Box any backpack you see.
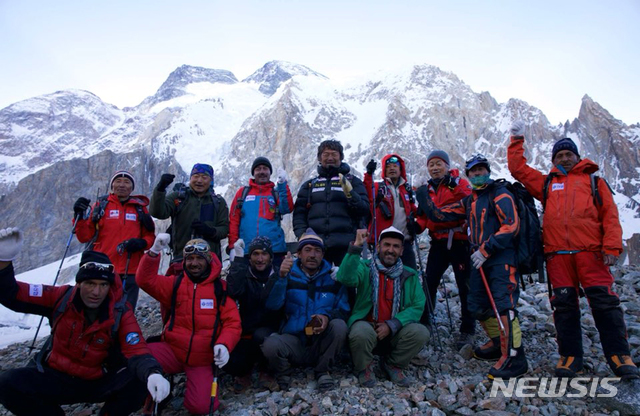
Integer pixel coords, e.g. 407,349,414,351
35,286,127,372
85,195,155,250
467,179,545,282
235,185,282,224
542,173,613,212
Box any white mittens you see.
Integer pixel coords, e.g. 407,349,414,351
149,233,170,255
277,168,288,184
510,120,525,137
471,250,487,269
213,344,229,367
0,227,23,261
147,373,170,402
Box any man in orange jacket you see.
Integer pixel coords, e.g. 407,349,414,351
507,120,638,379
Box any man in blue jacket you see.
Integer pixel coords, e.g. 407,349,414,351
262,229,350,391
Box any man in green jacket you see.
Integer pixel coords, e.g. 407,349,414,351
149,163,229,261
336,226,429,387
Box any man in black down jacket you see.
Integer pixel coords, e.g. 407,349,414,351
293,140,370,266
223,236,283,392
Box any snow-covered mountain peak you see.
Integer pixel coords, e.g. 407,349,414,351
141,65,238,109
242,60,327,96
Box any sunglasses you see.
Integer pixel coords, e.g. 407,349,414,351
80,262,115,273
184,242,210,254
385,156,400,165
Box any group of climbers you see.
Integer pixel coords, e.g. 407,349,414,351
0,126,637,414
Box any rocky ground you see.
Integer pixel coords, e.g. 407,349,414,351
2,265,640,416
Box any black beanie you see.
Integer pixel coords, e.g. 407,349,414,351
248,236,274,258
251,157,273,175
552,138,580,161
76,251,115,284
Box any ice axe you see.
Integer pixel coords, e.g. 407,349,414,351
209,364,219,415
478,266,506,338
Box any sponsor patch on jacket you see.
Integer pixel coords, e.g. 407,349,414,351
29,284,43,297
125,332,140,345
109,210,120,218
245,195,256,201
201,299,214,309
267,196,276,206
552,183,565,191
125,213,137,221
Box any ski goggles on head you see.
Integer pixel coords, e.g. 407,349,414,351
184,242,210,255
385,156,401,165
80,262,115,273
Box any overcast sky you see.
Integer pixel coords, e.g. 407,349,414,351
1,0,638,125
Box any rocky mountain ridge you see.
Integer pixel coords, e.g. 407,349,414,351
1,60,639,272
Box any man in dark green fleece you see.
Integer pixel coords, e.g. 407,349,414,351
336,226,429,388
149,163,229,261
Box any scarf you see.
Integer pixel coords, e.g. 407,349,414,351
370,255,404,321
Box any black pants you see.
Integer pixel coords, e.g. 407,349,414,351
420,239,475,334
222,327,275,376
0,362,148,416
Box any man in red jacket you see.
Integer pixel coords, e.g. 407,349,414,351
73,170,156,308
136,234,242,414
507,120,638,379
0,228,170,416
364,154,419,270
416,150,475,349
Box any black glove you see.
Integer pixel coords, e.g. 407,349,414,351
366,159,377,175
406,217,419,237
73,197,91,217
442,175,458,190
122,238,147,253
156,174,175,192
191,220,216,239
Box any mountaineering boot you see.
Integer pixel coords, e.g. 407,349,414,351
455,332,474,351
607,355,640,380
488,346,528,379
555,355,584,378
487,311,528,379
473,337,501,361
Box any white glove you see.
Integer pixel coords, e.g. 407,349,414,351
471,250,487,269
230,239,245,262
510,120,525,137
330,265,339,281
414,175,429,189
147,373,170,403
0,227,23,261
149,233,170,255
214,344,229,367
277,168,288,184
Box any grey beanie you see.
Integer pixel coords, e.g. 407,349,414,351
427,150,450,166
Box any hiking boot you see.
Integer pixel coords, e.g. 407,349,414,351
455,332,474,351
357,362,377,388
276,373,291,391
257,371,279,392
316,372,335,391
232,374,253,393
382,361,411,387
487,346,528,380
607,355,640,380
473,337,501,361
555,356,584,378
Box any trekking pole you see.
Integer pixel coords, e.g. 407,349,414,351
442,271,453,332
413,235,443,351
209,365,218,416
478,266,506,337
29,213,80,352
